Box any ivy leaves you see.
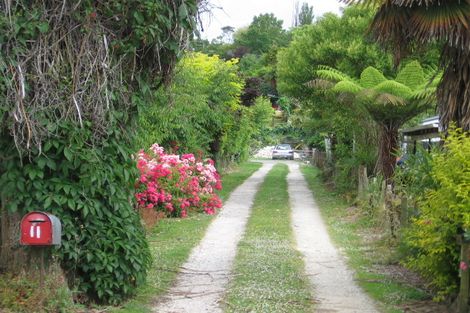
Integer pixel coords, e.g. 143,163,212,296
0,122,150,304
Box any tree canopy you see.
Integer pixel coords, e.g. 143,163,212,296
296,2,315,26
277,6,393,100
234,13,289,54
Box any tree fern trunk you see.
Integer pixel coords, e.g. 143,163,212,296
378,123,399,182
0,202,25,272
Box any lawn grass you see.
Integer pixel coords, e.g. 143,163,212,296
223,163,314,313
110,161,262,313
300,165,428,313
216,161,263,202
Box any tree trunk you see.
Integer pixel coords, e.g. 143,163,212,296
378,124,399,183
0,198,26,272
438,45,470,132
358,165,368,196
209,133,221,166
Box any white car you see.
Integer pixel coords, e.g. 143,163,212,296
272,144,294,160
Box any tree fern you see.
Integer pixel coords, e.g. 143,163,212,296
307,60,437,181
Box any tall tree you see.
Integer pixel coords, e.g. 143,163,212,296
343,0,470,131
297,2,315,26
234,13,289,54
217,25,235,43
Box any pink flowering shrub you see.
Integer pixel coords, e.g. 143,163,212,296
135,144,222,218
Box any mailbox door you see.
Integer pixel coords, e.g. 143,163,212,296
20,212,53,245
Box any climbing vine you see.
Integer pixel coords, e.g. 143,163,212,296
0,0,205,305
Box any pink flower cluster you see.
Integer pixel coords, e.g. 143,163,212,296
135,144,222,218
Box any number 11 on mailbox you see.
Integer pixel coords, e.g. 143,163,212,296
20,212,61,246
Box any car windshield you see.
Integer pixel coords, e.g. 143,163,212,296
275,144,291,150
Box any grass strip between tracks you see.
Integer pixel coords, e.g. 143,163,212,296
224,163,314,313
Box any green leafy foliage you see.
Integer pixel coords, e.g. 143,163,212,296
0,0,202,307
277,6,391,189
0,122,151,305
138,53,273,166
277,6,393,99
296,3,314,26
137,52,242,158
403,127,470,299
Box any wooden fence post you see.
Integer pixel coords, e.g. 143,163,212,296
357,165,368,196
400,195,408,227
458,235,470,313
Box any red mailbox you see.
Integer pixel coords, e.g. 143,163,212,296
20,212,61,246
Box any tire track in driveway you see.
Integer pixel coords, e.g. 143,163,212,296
287,162,379,313
153,161,274,313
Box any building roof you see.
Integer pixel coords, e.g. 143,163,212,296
400,116,440,141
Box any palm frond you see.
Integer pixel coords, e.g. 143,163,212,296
340,0,384,6
360,66,387,88
369,1,413,64
409,2,470,49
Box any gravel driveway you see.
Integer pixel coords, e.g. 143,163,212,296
153,160,378,312
287,162,378,312
152,162,274,313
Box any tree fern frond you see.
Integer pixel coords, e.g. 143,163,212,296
423,64,439,77
337,92,357,105
396,60,425,90
316,65,354,83
304,79,335,90
375,93,406,106
360,66,387,88
373,80,413,98
332,80,363,94
410,88,436,101
425,71,442,87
